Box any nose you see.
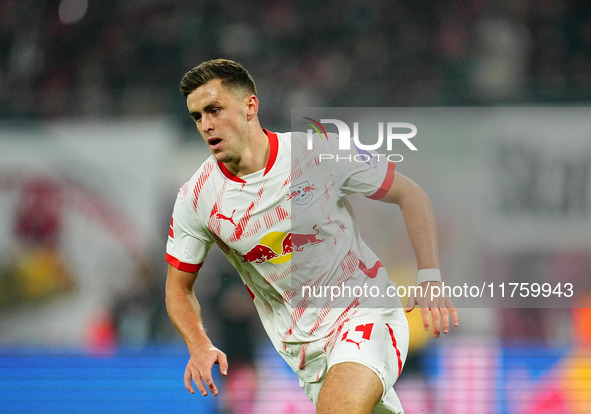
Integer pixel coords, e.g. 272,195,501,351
201,114,214,133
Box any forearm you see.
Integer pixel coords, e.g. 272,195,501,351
166,280,212,354
378,172,440,270
383,173,458,333
396,181,439,270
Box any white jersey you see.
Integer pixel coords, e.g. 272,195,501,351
166,129,401,379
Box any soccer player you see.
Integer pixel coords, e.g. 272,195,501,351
165,59,458,414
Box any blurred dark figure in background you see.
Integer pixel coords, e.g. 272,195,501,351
214,274,260,414
0,178,74,310
110,257,170,348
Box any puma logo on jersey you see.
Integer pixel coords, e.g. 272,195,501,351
341,323,374,350
216,209,237,227
341,330,363,349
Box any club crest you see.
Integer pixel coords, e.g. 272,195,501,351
287,181,316,205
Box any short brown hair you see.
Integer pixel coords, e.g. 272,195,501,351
179,59,257,97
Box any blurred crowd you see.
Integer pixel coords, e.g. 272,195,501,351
1,0,591,127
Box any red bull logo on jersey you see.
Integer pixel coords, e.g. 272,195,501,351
287,181,317,205
241,244,279,264
239,225,325,264
280,225,324,253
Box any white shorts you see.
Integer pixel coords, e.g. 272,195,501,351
292,308,410,414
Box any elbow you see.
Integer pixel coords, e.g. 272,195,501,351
398,181,430,210
165,277,182,316
164,272,196,318
165,284,175,318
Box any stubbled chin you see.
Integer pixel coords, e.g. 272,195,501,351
213,151,231,163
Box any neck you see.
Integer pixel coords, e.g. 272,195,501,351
225,127,269,177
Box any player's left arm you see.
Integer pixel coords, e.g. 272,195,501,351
375,171,459,337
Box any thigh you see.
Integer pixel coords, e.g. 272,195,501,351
316,361,382,414
315,320,409,414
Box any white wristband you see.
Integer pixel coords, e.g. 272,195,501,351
417,268,442,284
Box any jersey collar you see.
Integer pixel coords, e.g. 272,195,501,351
217,129,278,183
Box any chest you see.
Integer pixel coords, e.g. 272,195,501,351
203,172,340,261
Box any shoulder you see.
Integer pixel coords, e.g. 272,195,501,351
187,156,217,182
271,130,338,150
290,129,340,152
274,130,295,152
171,158,218,230
177,156,218,205
184,157,217,189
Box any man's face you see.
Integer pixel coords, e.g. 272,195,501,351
186,79,252,164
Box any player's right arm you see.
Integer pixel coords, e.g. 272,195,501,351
165,264,228,396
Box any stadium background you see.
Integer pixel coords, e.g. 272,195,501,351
1,1,591,413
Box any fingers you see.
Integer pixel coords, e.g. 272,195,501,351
413,296,459,337
202,368,219,396
218,352,229,376
430,307,441,338
185,365,211,396
406,279,460,337
429,302,459,337
184,352,225,397
448,299,460,327
420,306,430,331
439,306,449,335
184,366,198,395
412,283,460,337
405,295,416,313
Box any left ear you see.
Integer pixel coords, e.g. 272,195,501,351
245,95,259,121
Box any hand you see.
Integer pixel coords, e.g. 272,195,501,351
184,344,228,396
405,281,459,338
